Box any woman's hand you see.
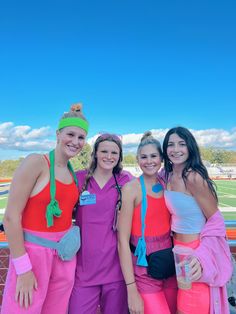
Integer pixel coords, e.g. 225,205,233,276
15,270,38,308
127,284,144,314
189,257,202,281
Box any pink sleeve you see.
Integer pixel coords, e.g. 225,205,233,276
193,236,232,286
118,170,134,187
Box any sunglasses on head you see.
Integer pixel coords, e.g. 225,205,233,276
98,133,122,143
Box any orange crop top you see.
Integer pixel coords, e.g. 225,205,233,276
131,195,171,237
22,156,79,232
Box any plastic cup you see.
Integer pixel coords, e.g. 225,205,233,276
172,245,193,290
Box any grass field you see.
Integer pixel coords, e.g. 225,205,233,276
214,180,236,208
0,197,7,209
0,180,235,220
0,182,10,209
223,212,236,220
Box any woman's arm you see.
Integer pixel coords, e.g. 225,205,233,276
4,154,43,256
3,154,43,308
186,171,220,282
117,181,144,314
186,171,218,219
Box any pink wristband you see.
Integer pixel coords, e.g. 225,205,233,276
12,253,32,275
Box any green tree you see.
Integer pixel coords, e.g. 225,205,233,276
1,146,236,178
228,151,236,163
200,147,236,164
200,146,214,162
70,143,92,171
123,154,136,165
222,150,236,163
0,158,23,178
211,149,227,164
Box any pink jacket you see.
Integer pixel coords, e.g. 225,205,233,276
193,210,233,314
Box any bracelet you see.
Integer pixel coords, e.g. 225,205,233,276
12,252,32,275
126,281,135,286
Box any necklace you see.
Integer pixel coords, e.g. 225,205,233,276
152,182,163,193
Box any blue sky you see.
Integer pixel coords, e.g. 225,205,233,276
0,0,236,160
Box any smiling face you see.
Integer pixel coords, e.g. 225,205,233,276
166,133,189,166
56,126,87,158
137,144,162,176
95,140,121,172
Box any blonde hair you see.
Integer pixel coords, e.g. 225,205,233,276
58,103,89,132
137,131,163,158
61,103,87,120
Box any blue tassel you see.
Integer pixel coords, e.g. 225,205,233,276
134,237,148,267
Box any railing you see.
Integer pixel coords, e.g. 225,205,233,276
225,220,236,248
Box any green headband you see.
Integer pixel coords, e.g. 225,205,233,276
58,117,89,133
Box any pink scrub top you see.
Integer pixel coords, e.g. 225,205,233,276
75,169,132,286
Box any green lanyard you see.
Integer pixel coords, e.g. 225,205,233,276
46,150,78,227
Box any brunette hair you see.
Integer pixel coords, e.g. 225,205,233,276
162,126,217,200
82,133,123,191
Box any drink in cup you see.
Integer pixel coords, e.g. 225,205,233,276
172,245,193,290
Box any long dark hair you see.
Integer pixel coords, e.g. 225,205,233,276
162,126,217,200
82,133,123,191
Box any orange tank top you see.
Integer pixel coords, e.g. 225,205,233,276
131,195,171,237
22,156,79,232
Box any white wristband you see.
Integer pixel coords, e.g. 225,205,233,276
12,252,32,275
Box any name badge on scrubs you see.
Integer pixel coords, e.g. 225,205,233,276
79,191,96,205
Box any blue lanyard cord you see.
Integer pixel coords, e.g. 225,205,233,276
134,175,148,267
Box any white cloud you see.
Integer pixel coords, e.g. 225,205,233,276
88,128,236,154
190,128,236,149
0,122,54,152
0,122,236,159
124,129,236,153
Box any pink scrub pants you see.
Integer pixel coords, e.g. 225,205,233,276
69,280,128,314
1,232,76,314
174,239,210,314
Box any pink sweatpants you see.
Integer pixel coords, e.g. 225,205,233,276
1,231,76,314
